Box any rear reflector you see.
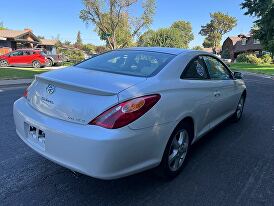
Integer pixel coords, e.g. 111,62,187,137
89,94,161,129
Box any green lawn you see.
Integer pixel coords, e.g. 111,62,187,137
230,63,274,76
0,67,50,80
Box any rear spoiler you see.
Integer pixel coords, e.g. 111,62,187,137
35,75,117,96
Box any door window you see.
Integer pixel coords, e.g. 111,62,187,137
10,51,23,56
181,56,209,80
203,56,232,80
23,51,33,55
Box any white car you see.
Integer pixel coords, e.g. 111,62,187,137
13,47,246,180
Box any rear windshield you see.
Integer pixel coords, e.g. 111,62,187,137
76,50,175,77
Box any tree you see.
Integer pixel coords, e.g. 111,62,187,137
80,0,156,50
37,35,45,39
63,40,72,46
0,21,7,30
199,12,237,53
221,49,230,59
95,45,108,53
171,21,194,48
138,20,194,48
137,29,154,46
241,0,274,54
138,28,184,48
75,31,83,48
202,35,221,48
192,46,203,50
82,43,95,54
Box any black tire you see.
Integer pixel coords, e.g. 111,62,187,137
32,60,41,68
231,94,245,122
47,59,53,67
0,59,8,67
157,122,192,179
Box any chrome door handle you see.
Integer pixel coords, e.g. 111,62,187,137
214,91,221,97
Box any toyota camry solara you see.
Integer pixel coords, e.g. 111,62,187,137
13,47,246,180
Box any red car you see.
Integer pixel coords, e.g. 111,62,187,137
0,49,48,68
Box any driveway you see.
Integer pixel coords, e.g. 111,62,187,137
0,74,274,205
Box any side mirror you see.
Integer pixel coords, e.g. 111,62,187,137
234,71,243,79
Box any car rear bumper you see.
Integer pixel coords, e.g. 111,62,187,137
13,98,174,179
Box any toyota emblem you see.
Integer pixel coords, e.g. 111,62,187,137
46,84,55,94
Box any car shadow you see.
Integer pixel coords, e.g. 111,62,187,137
46,116,241,204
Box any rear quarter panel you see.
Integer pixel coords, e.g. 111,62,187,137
119,52,212,137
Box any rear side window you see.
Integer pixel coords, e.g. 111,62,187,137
181,56,209,80
203,56,232,80
10,51,23,56
40,51,47,56
76,50,175,77
23,51,33,55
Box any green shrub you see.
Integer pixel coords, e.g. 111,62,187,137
59,48,85,63
261,54,273,64
236,53,262,64
247,54,263,64
236,53,249,63
221,49,230,59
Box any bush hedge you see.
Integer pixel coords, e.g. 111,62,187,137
236,53,273,64
261,54,273,64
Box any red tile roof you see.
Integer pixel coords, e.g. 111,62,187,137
0,29,29,38
39,39,58,46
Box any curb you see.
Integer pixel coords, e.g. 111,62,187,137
0,79,33,88
242,72,274,80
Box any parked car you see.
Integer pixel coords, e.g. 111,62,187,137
13,47,246,180
0,49,48,68
35,46,63,67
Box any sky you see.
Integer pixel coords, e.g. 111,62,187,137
0,0,256,48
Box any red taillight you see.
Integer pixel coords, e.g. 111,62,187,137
89,94,161,129
23,88,28,98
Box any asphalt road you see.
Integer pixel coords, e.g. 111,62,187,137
0,74,274,206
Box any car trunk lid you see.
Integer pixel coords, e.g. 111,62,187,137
27,67,146,124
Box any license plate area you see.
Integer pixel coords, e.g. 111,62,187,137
25,123,46,150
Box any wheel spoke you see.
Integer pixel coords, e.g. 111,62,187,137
181,143,188,153
178,131,185,145
172,138,180,149
169,151,177,163
174,158,180,169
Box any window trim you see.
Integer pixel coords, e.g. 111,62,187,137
181,54,234,81
202,55,234,80
241,38,247,45
253,39,260,44
180,56,210,80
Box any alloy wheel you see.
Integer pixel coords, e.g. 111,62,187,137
47,59,53,67
33,61,40,68
168,129,189,172
0,60,8,67
236,97,244,119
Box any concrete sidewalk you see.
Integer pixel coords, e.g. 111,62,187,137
0,79,32,87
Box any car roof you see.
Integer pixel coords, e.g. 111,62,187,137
118,47,195,55
16,49,41,52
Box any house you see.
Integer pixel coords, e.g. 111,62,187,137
222,34,263,61
202,47,221,55
0,28,40,51
36,39,59,55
